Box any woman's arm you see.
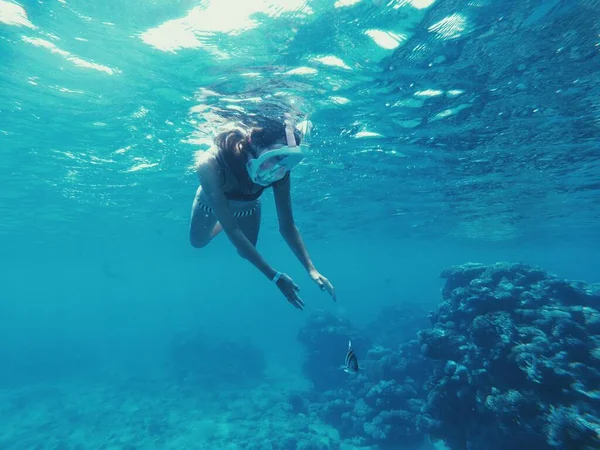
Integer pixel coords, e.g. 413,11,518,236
273,174,336,300
272,174,316,273
196,158,278,281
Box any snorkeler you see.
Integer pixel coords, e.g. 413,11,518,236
189,118,336,311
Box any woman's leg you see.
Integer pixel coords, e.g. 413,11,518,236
189,195,220,249
235,201,262,247
189,186,261,248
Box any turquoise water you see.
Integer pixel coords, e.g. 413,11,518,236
1,0,599,449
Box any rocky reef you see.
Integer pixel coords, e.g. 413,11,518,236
418,262,600,450
298,262,600,450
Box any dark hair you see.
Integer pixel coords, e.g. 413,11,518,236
214,119,302,158
214,128,246,155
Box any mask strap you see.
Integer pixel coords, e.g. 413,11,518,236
284,121,296,148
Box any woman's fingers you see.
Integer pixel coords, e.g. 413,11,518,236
289,292,304,310
323,279,336,301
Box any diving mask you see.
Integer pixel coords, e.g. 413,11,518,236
246,124,307,186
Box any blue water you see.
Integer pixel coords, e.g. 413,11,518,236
1,0,599,449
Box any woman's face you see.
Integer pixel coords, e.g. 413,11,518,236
256,153,286,180
251,140,289,183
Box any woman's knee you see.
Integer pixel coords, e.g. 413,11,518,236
189,205,217,249
190,232,210,249
190,236,209,248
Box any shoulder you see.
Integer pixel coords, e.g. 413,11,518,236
196,149,217,168
195,148,223,181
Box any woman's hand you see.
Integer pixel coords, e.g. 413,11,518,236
309,269,336,302
275,273,305,310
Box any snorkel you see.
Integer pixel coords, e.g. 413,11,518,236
284,121,297,149
246,121,307,187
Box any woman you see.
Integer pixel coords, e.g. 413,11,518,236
189,118,336,310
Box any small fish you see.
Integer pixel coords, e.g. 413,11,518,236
342,340,360,374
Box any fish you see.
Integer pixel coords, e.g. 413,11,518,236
342,340,360,374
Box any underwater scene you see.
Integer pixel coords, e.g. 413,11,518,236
1,0,599,449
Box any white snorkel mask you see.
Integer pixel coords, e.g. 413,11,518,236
246,123,307,187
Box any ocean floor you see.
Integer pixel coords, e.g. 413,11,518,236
0,368,436,450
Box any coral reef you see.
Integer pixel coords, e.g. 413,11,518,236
4,262,598,450
0,376,379,450
298,262,600,450
298,309,433,449
297,310,372,392
418,262,600,450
